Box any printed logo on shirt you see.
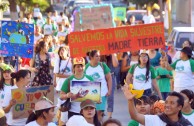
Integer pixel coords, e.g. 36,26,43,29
135,74,146,82
61,67,71,73
91,72,101,80
176,66,184,71
1,94,4,99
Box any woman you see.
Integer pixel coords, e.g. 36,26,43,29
128,95,151,126
54,46,72,125
0,63,15,124
31,41,53,86
85,50,112,122
8,69,31,125
120,51,139,85
80,99,101,126
180,89,194,125
173,40,193,61
25,97,56,126
126,52,162,99
166,47,194,92
60,57,94,119
126,15,135,25
54,46,72,91
167,42,177,63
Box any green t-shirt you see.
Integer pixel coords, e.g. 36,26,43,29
155,67,172,92
128,120,139,126
61,74,94,93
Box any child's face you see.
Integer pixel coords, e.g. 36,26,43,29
136,100,151,115
160,59,166,66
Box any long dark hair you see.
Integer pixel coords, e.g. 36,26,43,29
11,70,31,82
34,41,46,54
180,89,194,109
57,46,69,73
89,50,99,60
138,53,150,83
0,70,14,90
80,109,101,126
26,108,50,124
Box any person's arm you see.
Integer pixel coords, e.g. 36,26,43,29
122,84,145,125
111,54,118,68
152,79,163,99
29,58,38,72
126,72,133,85
105,72,112,96
55,73,70,78
3,99,16,113
121,55,130,72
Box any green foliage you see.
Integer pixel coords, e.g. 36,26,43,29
0,1,9,12
16,0,49,12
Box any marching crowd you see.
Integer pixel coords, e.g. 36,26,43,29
0,3,194,126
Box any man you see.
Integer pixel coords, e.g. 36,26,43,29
142,9,156,24
122,85,192,126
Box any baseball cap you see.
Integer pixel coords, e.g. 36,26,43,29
73,57,85,66
35,97,56,111
181,47,192,57
80,99,96,109
66,115,94,126
0,63,14,72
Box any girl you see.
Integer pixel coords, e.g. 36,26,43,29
80,99,101,126
60,57,94,119
166,47,194,92
31,41,53,86
85,50,112,122
0,63,15,124
126,52,162,99
8,69,31,126
180,89,194,125
25,97,56,126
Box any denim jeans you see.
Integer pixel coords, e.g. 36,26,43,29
107,74,116,112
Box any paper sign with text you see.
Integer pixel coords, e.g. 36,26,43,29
113,7,126,21
70,81,101,103
11,85,54,119
68,22,165,57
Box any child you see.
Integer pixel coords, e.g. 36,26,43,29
155,57,173,100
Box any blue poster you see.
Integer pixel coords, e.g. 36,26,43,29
1,21,34,58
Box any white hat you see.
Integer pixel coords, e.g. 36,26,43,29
66,115,94,126
35,99,56,111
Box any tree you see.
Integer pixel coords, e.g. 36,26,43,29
8,0,18,20
0,0,9,19
128,0,158,7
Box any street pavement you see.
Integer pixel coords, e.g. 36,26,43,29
54,88,130,125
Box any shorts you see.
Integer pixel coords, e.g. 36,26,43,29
96,96,107,111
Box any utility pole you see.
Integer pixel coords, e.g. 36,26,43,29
159,0,164,22
168,0,172,35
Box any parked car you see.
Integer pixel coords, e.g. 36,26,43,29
126,10,146,24
167,27,194,51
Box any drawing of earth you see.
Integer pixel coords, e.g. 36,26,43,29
9,33,26,44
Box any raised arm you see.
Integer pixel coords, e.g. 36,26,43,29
122,84,145,125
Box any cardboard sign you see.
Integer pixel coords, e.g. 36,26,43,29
0,21,34,58
11,85,54,119
73,4,115,31
113,7,126,21
70,81,101,103
69,22,165,57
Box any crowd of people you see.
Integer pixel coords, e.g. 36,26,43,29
0,3,194,126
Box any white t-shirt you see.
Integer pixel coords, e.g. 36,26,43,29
57,16,68,23
0,84,17,123
85,62,110,96
171,59,194,88
142,15,156,24
129,65,156,90
51,15,59,23
43,24,55,35
36,18,45,28
144,115,167,126
173,51,181,63
25,121,56,126
33,8,41,17
54,58,73,91
34,34,44,44
56,31,68,38
182,110,194,125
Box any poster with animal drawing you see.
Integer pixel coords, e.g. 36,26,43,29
11,85,54,119
0,21,34,58
70,81,101,103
